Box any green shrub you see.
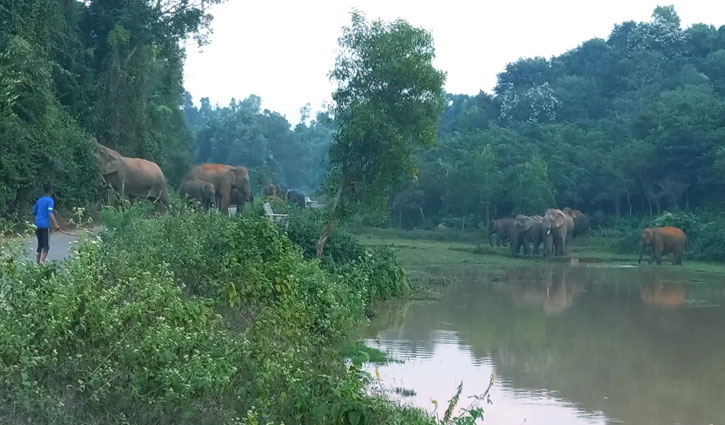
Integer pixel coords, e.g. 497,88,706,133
285,208,366,266
2,205,429,424
0,235,241,424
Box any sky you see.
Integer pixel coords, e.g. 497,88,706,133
183,0,725,125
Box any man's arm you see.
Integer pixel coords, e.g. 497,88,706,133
49,212,61,231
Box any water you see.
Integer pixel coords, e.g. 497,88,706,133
364,264,725,425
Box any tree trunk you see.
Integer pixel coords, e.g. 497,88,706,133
626,190,632,216
461,216,466,232
316,182,345,259
614,197,621,218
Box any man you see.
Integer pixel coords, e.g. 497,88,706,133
32,183,61,264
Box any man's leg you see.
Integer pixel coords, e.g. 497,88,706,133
37,228,49,263
36,229,43,264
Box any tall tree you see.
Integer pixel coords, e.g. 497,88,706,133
316,12,446,258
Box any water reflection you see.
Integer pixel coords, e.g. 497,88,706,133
365,264,725,425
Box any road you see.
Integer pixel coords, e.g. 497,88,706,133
24,229,102,263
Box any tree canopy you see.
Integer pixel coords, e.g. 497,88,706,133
316,12,446,257
390,6,725,229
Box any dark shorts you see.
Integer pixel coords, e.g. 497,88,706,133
36,228,50,253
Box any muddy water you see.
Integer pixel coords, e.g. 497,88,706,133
364,264,725,425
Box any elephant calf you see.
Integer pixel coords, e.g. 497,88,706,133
638,226,686,265
182,178,216,210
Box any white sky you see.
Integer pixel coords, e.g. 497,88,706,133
183,0,725,125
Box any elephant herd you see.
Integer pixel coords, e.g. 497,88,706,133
489,208,588,257
92,138,304,214
488,207,687,265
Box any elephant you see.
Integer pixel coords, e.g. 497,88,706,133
542,209,575,256
286,189,306,207
264,183,278,197
182,178,216,210
638,226,686,265
488,217,515,247
93,138,169,206
187,163,252,214
563,207,589,237
510,215,544,256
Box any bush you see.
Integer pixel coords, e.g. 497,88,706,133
0,206,421,424
284,208,366,266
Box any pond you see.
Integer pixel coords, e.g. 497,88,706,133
364,264,725,425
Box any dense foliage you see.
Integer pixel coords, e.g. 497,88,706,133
0,204,423,424
0,0,219,218
183,95,334,193
390,6,725,229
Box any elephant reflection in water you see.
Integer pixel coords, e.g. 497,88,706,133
503,266,580,316
639,281,685,309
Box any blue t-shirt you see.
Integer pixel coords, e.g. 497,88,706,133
33,196,54,229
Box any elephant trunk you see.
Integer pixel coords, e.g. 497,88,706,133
489,232,494,247
638,242,646,264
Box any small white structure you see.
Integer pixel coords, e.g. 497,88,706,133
263,202,288,226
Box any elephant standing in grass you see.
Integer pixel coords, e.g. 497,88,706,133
488,218,515,247
93,138,169,207
638,226,686,265
563,208,590,237
182,179,216,210
510,215,544,256
543,209,574,256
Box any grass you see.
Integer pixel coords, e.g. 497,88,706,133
340,340,392,365
360,227,725,276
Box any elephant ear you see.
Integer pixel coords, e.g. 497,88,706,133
524,219,534,231
554,212,565,228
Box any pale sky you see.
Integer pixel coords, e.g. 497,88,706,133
184,0,725,125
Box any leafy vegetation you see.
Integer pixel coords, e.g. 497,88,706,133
0,0,220,218
0,204,427,424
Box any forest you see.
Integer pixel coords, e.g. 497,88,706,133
3,3,725,230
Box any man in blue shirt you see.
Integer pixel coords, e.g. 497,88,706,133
32,183,61,264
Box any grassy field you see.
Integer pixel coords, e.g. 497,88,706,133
360,227,725,276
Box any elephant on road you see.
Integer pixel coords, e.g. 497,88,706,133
510,215,544,256
563,207,589,237
182,178,216,210
93,138,169,206
638,226,686,265
187,163,252,214
543,209,574,256
488,218,514,247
